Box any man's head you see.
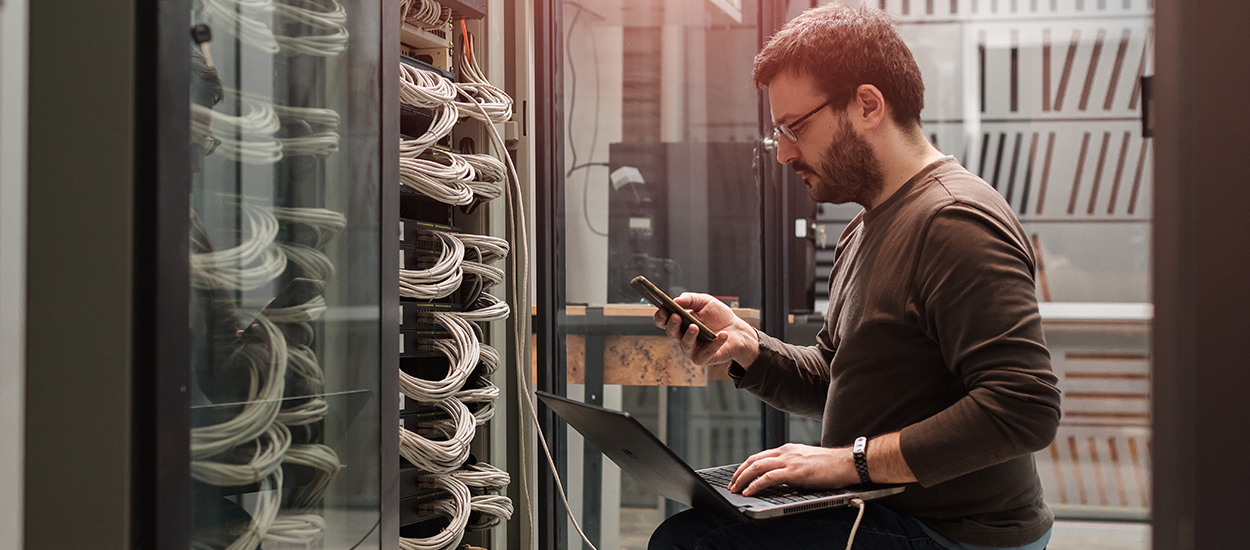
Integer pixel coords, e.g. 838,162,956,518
753,4,927,207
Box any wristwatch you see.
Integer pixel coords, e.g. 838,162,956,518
853,436,873,485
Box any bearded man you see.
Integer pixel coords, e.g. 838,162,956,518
649,4,1061,550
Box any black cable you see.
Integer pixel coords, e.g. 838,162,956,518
579,164,610,236
564,6,583,176
345,518,381,550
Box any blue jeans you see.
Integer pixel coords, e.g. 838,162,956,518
647,503,948,550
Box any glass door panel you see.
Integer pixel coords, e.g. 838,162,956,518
187,0,383,547
555,1,766,548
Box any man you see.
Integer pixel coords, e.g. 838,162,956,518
648,4,1061,550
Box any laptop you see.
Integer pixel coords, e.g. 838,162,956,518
537,391,904,521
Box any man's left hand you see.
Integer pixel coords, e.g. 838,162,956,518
728,443,858,496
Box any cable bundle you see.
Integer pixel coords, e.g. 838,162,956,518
399,396,475,473
399,0,452,31
400,230,465,299
454,463,513,530
191,203,287,291
191,315,289,459
192,100,284,164
263,514,327,546
399,313,480,402
453,31,513,124
201,0,348,57
399,148,476,205
399,473,471,550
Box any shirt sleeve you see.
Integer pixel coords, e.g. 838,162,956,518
732,327,836,420
898,203,1062,487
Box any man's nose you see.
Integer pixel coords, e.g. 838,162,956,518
775,138,799,165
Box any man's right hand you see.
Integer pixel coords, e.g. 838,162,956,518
652,293,760,369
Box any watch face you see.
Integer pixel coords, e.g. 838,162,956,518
853,436,866,454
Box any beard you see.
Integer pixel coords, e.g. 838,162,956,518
791,116,885,208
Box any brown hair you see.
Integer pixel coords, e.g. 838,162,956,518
753,3,924,129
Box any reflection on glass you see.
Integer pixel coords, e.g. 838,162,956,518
558,1,765,548
187,0,381,547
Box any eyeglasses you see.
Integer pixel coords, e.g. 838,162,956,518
773,99,832,144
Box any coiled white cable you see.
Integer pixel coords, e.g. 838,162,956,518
278,131,340,157
462,260,504,289
273,103,341,129
444,292,510,323
272,0,349,57
466,494,514,530
398,473,471,550
190,203,280,290
271,206,347,247
400,231,465,300
458,233,509,264
263,295,327,325
399,397,475,473
202,0,281,54
224,469,283,550
191,315,288,459
285,443,343,509
190,421,291,486
453,32,513,124
191,99,284,164
399,103,458,158
400,63,458,106
399,312,480,401
263,514,327,545
399,156,475,206
277,242,335,282
399,0,450,30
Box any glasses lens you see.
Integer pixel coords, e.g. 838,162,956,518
780,125,797,143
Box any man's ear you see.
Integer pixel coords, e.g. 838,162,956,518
850,84,887,131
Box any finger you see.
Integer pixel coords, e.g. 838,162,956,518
663,313,685,340
653,308,668,328
743,467,789,497
679,322,701,352
732,457,786,494
730,452,780,491
688,332,728,365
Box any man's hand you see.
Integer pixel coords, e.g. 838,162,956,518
728,443,858,496
729,434,918,496
652,293,760,368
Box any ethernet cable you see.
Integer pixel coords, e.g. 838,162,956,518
191,421,291,486
399,230,465,299
284,443,343,509
278,131,341,157
400,154,475,206
399,313,481,403
277,242,336,282
399,397,475,473
398,473,471,550
191,99,284,164
190,315,288,459
263,514,327,546
271,206,347,248
272,0,349,57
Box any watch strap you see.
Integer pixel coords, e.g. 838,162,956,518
853,436,873,485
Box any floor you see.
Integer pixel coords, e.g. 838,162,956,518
618,507,1150,550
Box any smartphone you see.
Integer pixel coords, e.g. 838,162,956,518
630,275,717,342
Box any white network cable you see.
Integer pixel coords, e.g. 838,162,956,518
399,103,458,158
463,153,506,201
191,203,288,291
399,474,471,550
271,205,347,247
263,295,327,325
400,230,465,299
191,100,284,164
225,469,283,550
190,421,291,486
284,443,343,509
466,494,514,530
462,260,504,289
400,63,459,107
452,461,510,491
277,242,335,282
278,131,341,157
453,32,513,124
273,103,342,129
458,233,509,264
202,0,348,57
444,292,510,323
399,396,475,473
263,514,327,546
400,155,475,206
399,313,480,403
272,0,349,57
286,343,327,392
191,315,288,459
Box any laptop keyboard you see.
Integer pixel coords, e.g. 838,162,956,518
697,464,832,505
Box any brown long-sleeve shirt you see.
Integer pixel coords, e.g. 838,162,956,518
733,157,1062,546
